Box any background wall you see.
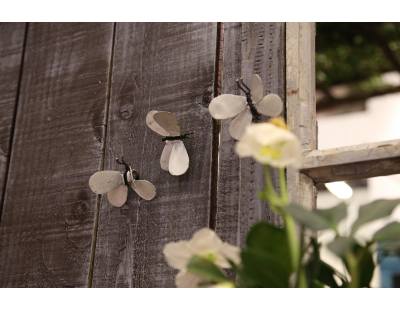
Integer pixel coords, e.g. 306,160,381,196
0,22,286,287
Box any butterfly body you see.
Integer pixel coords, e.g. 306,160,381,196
209,74,283,140
146,111,190,176
89,158,156,207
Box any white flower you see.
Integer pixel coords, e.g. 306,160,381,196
175,271,204,288
175,272,236,288
235,122,302,168
162,228,241,288
208,281,236,288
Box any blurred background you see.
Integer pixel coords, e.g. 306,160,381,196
315,22,400,288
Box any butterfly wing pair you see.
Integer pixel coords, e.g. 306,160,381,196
146,111,189,176
89,169,156,207
209,74,284,140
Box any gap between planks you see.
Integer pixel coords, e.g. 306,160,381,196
0,23,29,223
87,22,117,288
209,22,224,230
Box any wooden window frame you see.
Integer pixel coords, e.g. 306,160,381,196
285,22,400,208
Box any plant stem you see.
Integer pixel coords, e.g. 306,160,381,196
279,168,288,205
264,165,301,281
264,165,282,207
346,253,359,288
277,167,300,273
285,214,300,272
296,267,308,288
264,165,277,197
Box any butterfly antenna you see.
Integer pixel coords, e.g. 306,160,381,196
116,156,130,172
240,78,251,92
236,78,249,95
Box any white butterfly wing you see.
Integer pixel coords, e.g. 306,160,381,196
169,140,189,176
256,94,283,117
153,111,181,136
208,94,247,120
160,141,173,171
146,110,170,136
228,108,252,140
131,180,156,201
89,171,124,195
250,74,264,103
107,184,128,207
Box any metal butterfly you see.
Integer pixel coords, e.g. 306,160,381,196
209,74,284,140
89,156,156,207
146,111,192,176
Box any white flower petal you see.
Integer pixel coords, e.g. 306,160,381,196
208,281,235,288
235,132,261,157
189,228,223,254
235,122,302,168
163,241,193,270
220,243,241,265
214,243,241,268
256,94,283,117
175,270,203,288
228,108,252,140
250,74,264,103
209,94,247,120
247,123,286,145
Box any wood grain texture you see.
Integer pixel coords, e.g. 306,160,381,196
302,139,400,183
0,23,114,287
215,23,286,248
286,23,317,210
92,23,217,287
0,23,26,211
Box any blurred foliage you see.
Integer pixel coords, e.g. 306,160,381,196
316,22,400,88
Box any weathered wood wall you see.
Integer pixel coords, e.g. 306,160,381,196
91,22,218,288
215,22,286,247
0,22,285,287
0,23,26,211
0,22,114,287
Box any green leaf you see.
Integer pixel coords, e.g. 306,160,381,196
311,280,325,288
241,248,290,288
358,250,374,288
343,243,375,288
314,202,347,228
318,261,348,288
187,256,230,283
351,199,400,232
227,258,257,288
284,204,333,230
304,238,322,285
304,238,347,288
373,222,400,241
327,236,356,258
246,222,292,272
257,190,267,201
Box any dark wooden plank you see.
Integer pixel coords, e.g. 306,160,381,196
0,23,114,287
215,23,286,248
0,23,26,212
92,22,217,287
